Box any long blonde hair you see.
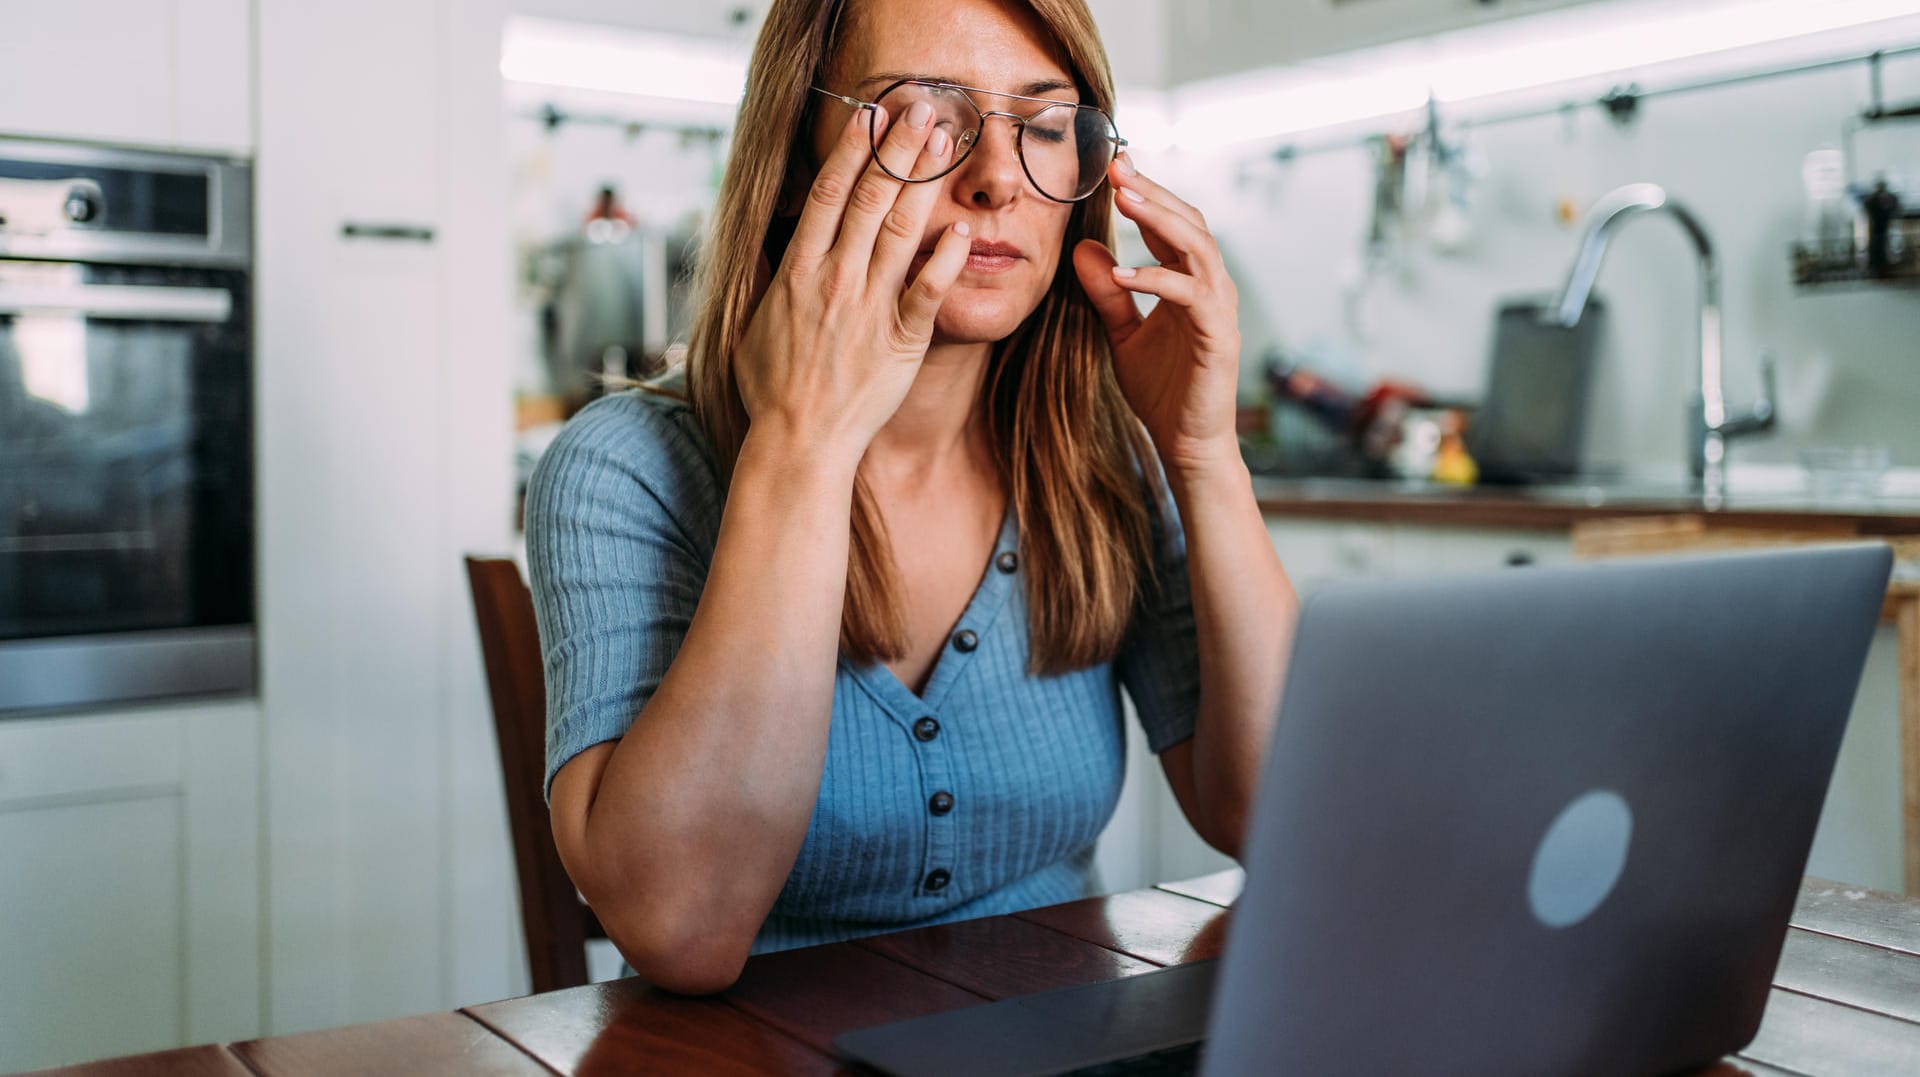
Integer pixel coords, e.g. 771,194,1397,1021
684,0,1160,674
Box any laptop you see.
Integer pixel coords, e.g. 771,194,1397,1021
835,543,1893,1077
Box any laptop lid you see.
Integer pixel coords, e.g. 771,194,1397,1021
1203,543,1892,1077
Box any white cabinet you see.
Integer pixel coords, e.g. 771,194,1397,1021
255,0,518,1035
1097,695,1238,895
1268,518,1396,593
1389,523,1572,575
0,0,253,153
1168,0,1608,83
1267,517,1572,592
0,702,261,1073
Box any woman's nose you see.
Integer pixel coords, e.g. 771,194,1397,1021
954,117,1025,209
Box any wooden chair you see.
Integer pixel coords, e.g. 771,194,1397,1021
465,555,609,992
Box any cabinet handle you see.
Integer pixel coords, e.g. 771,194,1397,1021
340,222,436,243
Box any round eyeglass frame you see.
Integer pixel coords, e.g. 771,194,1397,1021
810,79,1127,204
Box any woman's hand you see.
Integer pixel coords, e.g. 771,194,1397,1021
736,101,974,463
1072,154,1243,478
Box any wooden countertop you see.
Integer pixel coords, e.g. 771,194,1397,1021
39,871,1920,1075
1251,476,1920,533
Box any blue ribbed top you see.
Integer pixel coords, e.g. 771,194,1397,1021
523,374,1200,954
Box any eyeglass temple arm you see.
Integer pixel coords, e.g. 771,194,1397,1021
809,86,876,111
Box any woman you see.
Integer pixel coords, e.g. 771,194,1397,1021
526,0,1297,995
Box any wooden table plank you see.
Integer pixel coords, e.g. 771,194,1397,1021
1154,869,1244,909
720,939,986,1056
23,1045,254,1077
1741,988,1920,1075
852,911,1162,999
1014,888,1231,966
1792,877,1920,956
465,979,834,1076
1773,927,1920,1025
228,1010,549,1077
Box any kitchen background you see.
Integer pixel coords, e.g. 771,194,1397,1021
3,0,1919,1071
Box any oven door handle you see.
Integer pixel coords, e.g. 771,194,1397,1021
0,283,233,323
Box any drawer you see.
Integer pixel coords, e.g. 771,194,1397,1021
0,708,185,805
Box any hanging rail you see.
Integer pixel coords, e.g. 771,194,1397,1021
1263,42,1920,162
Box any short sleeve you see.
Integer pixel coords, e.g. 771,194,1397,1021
523,391,721,800
1115,479,1200,754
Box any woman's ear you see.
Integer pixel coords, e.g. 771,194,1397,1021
775,148,813,217
775,181,807,218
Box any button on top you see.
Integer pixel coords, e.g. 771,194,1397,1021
952,629,979,653
929,791,955,816
995,550,1019,574
913,716,940,742
924,868,951,892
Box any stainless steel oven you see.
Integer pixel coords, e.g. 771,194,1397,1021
0,138,253,713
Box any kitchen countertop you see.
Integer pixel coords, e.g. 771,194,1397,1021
1251,474,1920,533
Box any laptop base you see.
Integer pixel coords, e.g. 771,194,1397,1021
834,959,1219,1077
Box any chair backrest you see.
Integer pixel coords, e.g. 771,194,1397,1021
464,555,605,993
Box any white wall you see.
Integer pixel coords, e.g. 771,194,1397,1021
1157,32,1920,477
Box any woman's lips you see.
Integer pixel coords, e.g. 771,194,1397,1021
964,240,1023,274
911,237,1024,275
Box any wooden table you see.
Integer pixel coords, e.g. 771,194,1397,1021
35,870,1920,1076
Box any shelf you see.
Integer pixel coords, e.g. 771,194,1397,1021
1789,244,1920,289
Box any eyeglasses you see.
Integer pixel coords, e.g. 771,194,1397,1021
810,79,1126,203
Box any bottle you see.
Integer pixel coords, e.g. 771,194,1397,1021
1863,175,1904,278
1801,149,1851,265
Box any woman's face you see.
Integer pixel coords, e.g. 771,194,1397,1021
807,0,1081,345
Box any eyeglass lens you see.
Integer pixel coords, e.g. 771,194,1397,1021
870,82,1117,201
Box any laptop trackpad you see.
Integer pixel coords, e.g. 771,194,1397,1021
834,960,1220,1077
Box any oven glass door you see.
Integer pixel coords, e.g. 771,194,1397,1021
0,259,252,643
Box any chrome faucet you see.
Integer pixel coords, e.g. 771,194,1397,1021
1548,183,1775,507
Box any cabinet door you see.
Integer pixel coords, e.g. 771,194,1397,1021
1389,524,1572,577
174,0,255,152
257,0,447,1031
1268,518,1395,594
0,797,183,1071
1806,623,1905,894
256,0,518,1034
0,1,171,146
0,702,260,1073
0,0,252,152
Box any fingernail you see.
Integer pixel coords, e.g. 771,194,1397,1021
1118,153,1137,176
954,220,971,237
1112,265,1137,278
907,100,933,128
929,128,950,157
1121,187,1146,203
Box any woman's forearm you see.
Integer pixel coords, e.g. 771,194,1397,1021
558,428,861,991
1166,456,1298,853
